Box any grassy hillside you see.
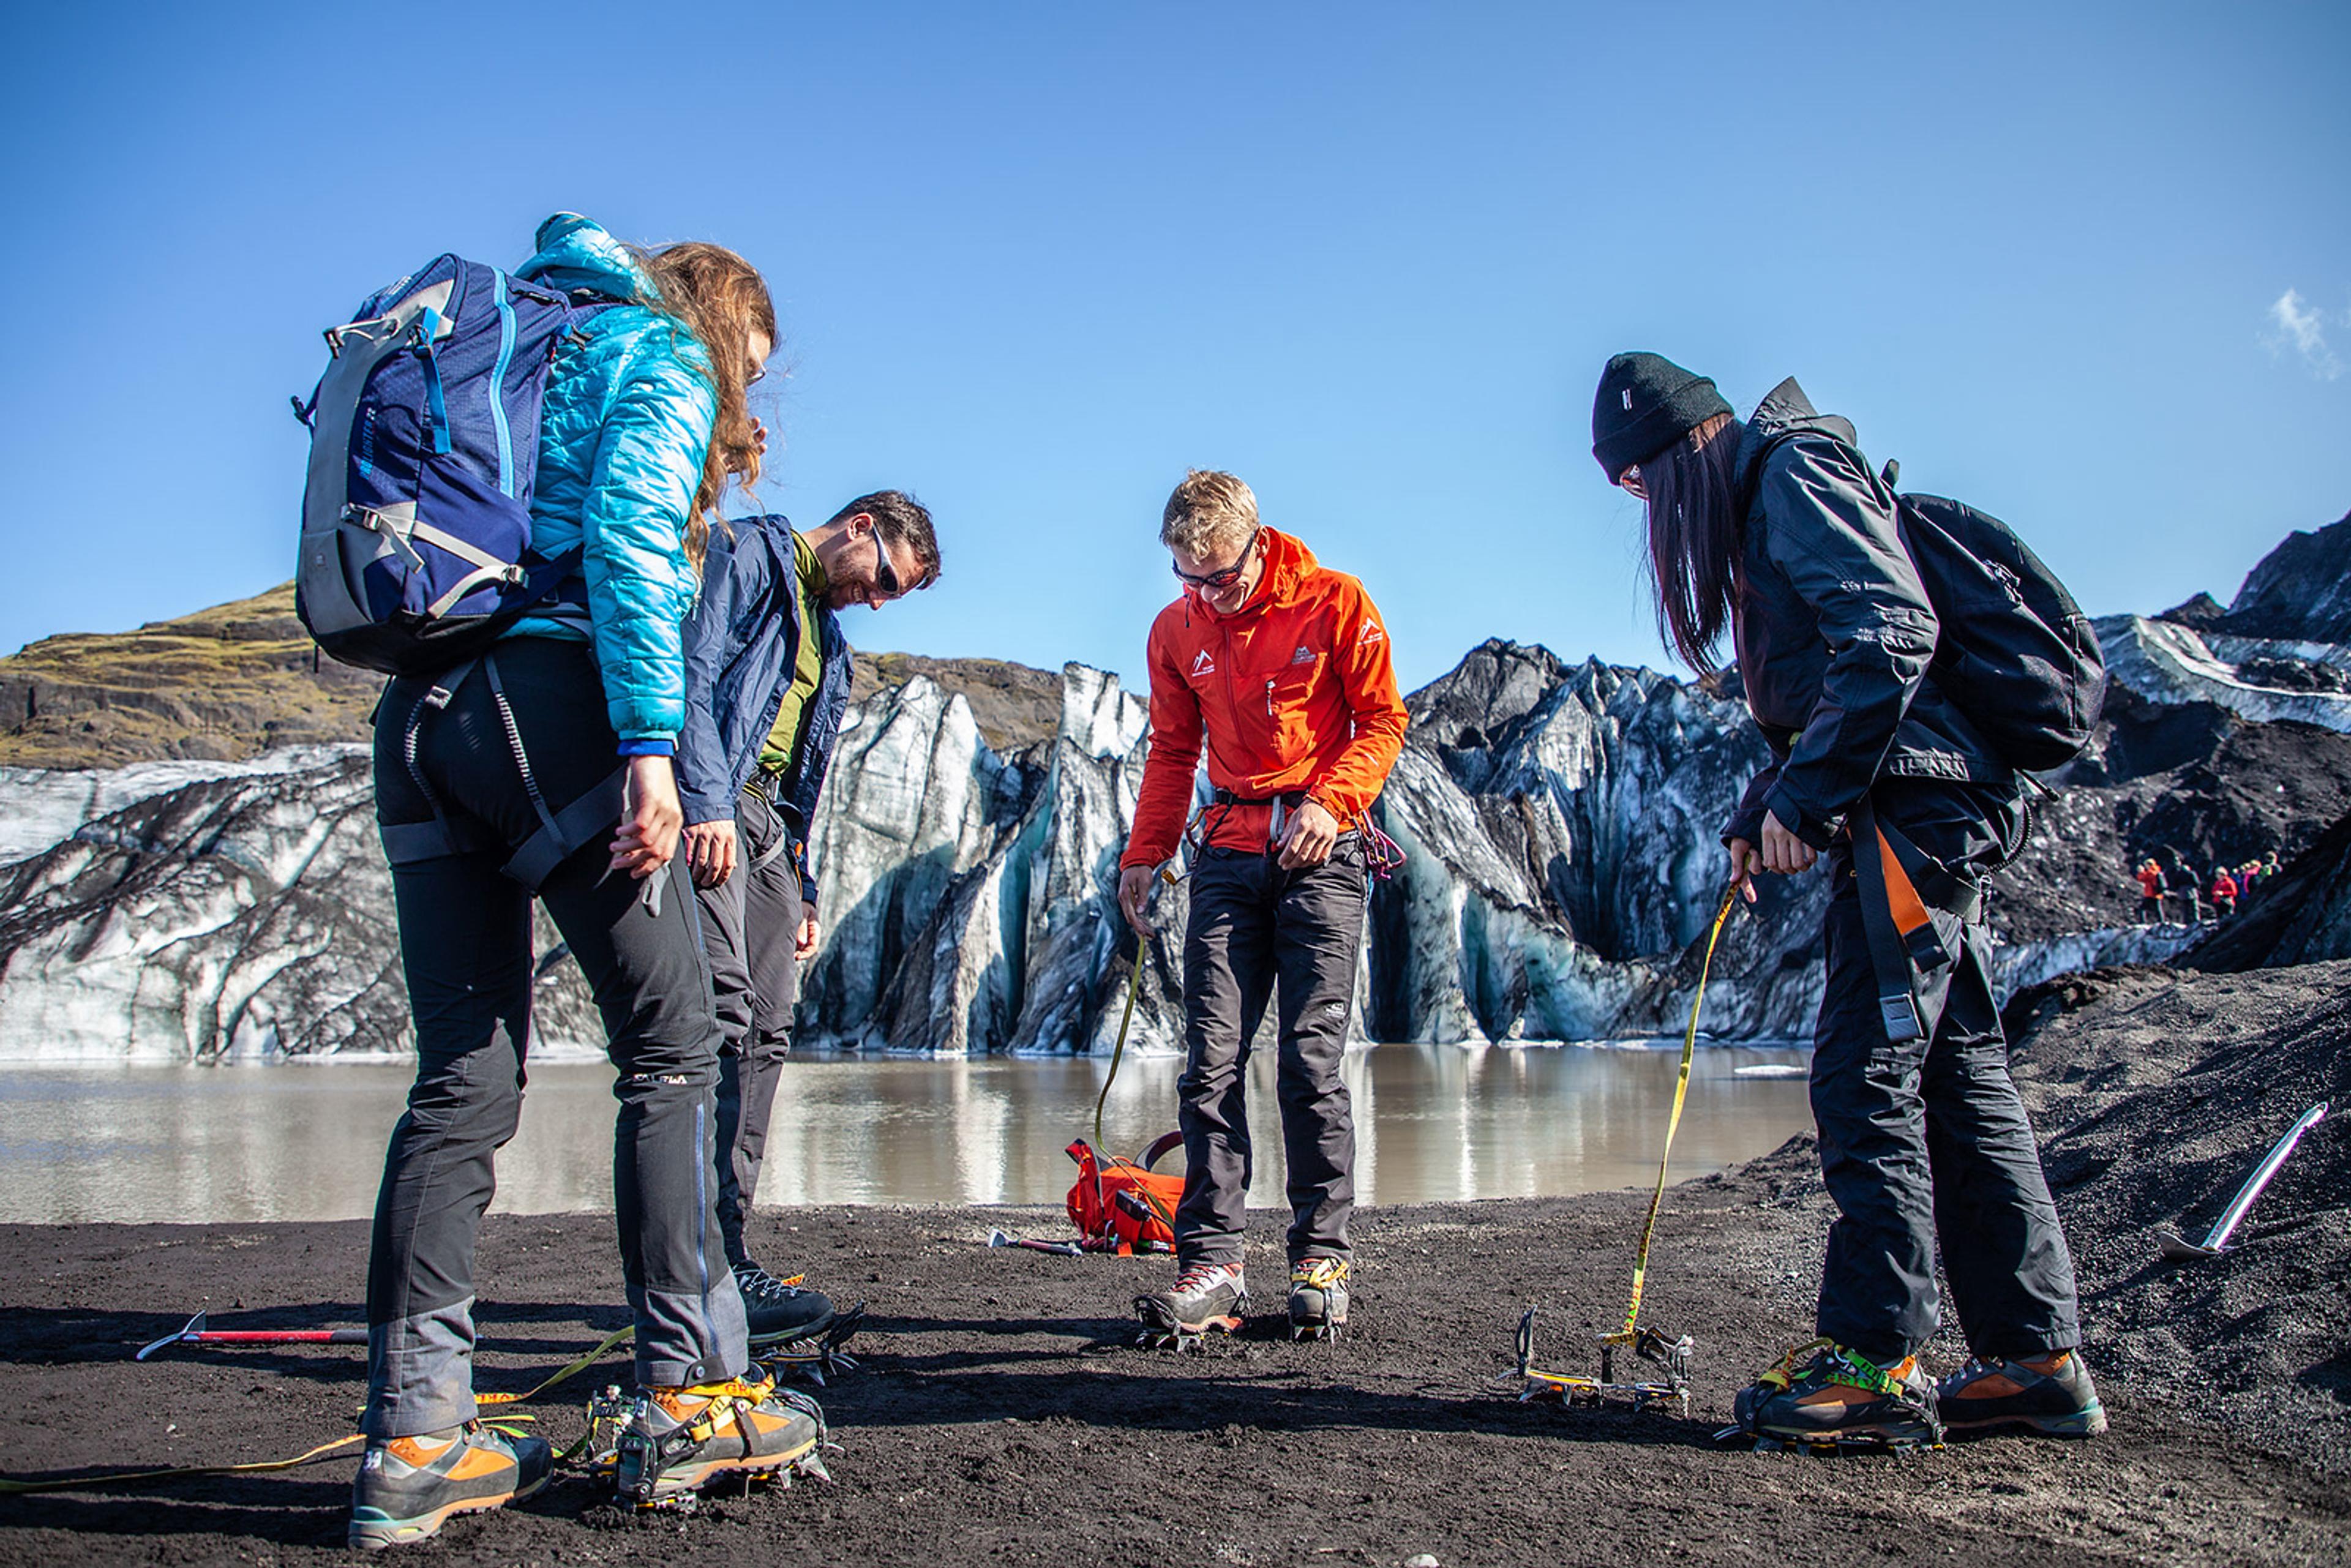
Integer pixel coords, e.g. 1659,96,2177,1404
0,584,1061,770
0,584,379,768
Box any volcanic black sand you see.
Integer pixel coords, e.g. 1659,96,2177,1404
4,961,2347,1566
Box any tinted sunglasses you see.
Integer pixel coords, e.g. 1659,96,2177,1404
1172,527,1262,591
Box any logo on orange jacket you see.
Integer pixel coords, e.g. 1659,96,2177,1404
1191,650,1215,677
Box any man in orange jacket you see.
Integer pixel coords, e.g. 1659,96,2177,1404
1116,470,1408,1345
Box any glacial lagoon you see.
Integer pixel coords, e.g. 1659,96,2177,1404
0,1041,1811,1225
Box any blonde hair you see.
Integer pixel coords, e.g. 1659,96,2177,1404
636,241,777,574
1161,469,1258,557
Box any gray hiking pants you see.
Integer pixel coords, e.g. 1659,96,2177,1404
1812,778,2082,1365
365,638,748,1439
693,784,804,1270
1175,839,1367,1269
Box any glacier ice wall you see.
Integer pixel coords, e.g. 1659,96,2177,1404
13,623,2298,1060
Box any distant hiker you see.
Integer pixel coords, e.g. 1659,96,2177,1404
1596,353,2103,1452
676,492,939,1341
355,216,820,1545
1117,470,1408,1346
2211,866,2239,918
2133,858,2167,923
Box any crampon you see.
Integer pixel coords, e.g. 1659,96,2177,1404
1504,885,1733,1423
756,1301,866,1387
586,1374,834,1510
1716,1338,1943,1455
1510,1307,1692,1414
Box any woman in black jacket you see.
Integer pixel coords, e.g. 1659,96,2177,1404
1592,353,2104,1449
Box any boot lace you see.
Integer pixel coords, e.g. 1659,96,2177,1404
733,1266,809,1307
1171,1262,1240,1296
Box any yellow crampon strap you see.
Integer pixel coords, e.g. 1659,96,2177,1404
1755,1336,1834,1393
474,1322,637,1407
0,1433,367,1496
1612,882,1740,1343
669,1370,776,1444
0,1322,640,1496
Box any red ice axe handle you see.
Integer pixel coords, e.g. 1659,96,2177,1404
192,1330,369,1346
987,1228,1082,1258
135,1310,369,1361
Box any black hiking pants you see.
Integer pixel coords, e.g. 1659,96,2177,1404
1811,778,2082,1366
364,637,746,1439
693,784,804,1271
1175,839,1366,1270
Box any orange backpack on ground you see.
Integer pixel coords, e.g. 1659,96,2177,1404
1065,1132,1185,1254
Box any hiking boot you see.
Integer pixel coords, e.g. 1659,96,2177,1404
1938,1349,2107,1437
1135,1261,1247,1349
734,1263,836,1346
1288,1257,1350,1341
348,1422,552,1549
1733,1340,1943,1450
612,1371,826,1506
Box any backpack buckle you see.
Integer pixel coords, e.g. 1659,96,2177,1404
1877,994,1925,1043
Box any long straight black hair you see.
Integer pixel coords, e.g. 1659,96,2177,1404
1641,411,1747,683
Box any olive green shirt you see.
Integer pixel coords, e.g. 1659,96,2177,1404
757,531,829,779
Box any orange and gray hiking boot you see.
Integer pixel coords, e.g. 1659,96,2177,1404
348,1422,552,1549
1135,1261,1247,1351
1731,1339,1943,1451
1938,1349,2108,1437
1288,1257,1351,1341
612,1371,827,1507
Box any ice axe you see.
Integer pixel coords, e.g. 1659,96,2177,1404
2157,1100,2329,1262
135,1310,369,1361
988,1228,1082,1258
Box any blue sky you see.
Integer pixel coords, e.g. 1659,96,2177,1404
2,2,2345,696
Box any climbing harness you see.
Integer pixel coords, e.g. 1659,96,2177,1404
1512,880,1741,1416
1189,788,1408,883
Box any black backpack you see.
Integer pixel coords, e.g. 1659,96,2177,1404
1881,462,2104,773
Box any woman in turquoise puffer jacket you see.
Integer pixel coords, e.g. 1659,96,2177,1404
354,216,822,1548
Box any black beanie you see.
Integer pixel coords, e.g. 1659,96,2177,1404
1591,352,1731,484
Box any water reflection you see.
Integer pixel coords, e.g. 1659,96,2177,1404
0,1044,1811,1225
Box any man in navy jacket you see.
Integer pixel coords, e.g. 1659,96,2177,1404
677,491,942,1340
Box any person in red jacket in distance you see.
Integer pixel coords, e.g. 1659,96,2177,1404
1116,469,1408,1346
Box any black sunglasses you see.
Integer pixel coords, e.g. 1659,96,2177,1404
871,528,901,596
1172,527,1261,591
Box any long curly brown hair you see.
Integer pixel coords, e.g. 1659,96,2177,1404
635,241,776,573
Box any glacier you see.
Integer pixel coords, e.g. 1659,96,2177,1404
2,608,2344,1062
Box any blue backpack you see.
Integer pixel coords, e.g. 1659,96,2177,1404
294,255,609,675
